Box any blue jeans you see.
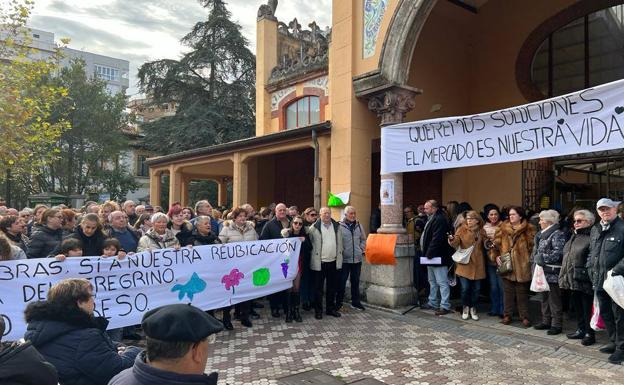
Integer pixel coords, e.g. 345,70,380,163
427,266,451,310
459,276,481,307
487,264,504,315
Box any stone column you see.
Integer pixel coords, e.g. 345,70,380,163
362,85,420,308
232,153,248,208
149,169,162,207
217,178,228,207
168,165,182,206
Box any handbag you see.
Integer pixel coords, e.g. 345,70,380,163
497,235,518,275
452,244,474,264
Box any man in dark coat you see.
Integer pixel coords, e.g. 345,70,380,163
260,203,291,317
420,199,454,315
109,304,222,385
588,198,624,364
0,317,59,385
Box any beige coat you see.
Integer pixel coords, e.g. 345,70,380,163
307,219,343,271
218,221,258,243
137,228,180,251
449,225,486,280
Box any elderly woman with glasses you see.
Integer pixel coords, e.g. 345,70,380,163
281,215,312,322
559,209,596,345
448,210,486,321
531,209,569,335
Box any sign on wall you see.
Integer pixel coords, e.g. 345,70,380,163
0,239,301,341
381,79,624,173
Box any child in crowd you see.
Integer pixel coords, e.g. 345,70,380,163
54,238,83,261
102,238,127,259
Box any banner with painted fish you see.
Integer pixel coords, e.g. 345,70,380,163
0,238,301,341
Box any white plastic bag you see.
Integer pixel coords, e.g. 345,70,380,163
590,294,605,331
530,265,550,292
603,270,624,309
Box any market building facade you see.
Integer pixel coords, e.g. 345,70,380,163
147,0,624,306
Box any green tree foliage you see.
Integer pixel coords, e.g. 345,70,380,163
0,0,71,201
138,0,256,154
38,59,139,200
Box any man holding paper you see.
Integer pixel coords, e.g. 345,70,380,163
419,200,454,315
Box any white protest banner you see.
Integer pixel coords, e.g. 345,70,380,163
381,79,624,173
0,238,300,341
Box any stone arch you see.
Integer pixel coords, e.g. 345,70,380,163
354,0,438,94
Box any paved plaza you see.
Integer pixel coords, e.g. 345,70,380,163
204,304,624,385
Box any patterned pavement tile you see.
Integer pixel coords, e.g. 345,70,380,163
205,305,624,385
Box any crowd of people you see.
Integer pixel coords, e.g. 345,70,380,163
2,194,624,384
403,198,624,364
0,198,368,384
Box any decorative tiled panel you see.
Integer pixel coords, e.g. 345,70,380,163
271,86,296,112
363,0,388,58
304,76,328,95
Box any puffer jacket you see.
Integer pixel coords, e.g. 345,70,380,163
339,220,366,264
137,228,180,251
307,219,343,271
0,341,59,385
588,216,624,291
495,220,536,283
531,223,568,284
559,226,592,295
219,221,258,243
23,301,141,385
191,228,221,246
26,225,63,259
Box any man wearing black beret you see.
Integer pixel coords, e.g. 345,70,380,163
108,304,223,385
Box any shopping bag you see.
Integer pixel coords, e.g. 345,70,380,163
603,270,624,309
530,265,550,292
590,295,606,331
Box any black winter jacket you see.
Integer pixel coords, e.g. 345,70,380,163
170,222,194,246
190,228,221,246
65,227,108,257
24,301,141,385
559,226,592,295
109,352,218,385
420,211,454,265
260,217,290,240
588,217,624,290
0,341,58,385
26,225,63,259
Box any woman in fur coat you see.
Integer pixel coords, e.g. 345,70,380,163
495,206,536,327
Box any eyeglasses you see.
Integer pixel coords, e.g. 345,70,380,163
308,213,318,217
573,219,586,223
293,222,303,225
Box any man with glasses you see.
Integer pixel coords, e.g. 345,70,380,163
303,207,318,226
300,207,318,310
405,204,428,307
589,198,624,364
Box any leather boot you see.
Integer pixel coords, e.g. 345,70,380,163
222,310,234,330
285,292,293,323
292,292,302,322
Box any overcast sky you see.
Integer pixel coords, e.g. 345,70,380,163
26,0,332,96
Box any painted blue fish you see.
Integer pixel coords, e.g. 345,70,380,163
171,272,207,301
